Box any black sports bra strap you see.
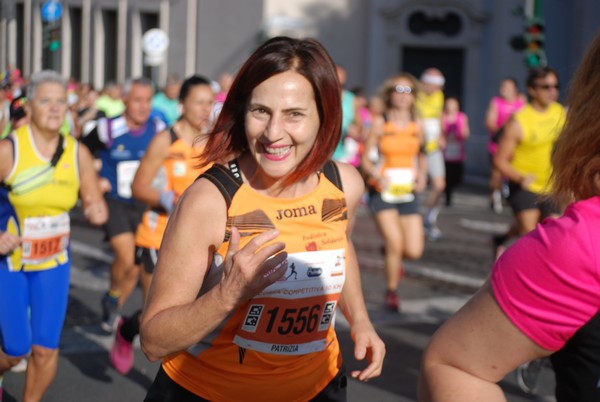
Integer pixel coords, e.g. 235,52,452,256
199,160,243,208
321,160,343,191
50,135,65,167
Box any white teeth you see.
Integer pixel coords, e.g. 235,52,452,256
264,145,291,156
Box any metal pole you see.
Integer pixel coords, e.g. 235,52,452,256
524,0,534,19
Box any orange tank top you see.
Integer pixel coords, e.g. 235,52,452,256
378,120,420,171
162,160,347,401
135,129,210,249
375,120,420,203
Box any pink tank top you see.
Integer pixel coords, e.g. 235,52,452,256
442,112,467,162
488,96,525,154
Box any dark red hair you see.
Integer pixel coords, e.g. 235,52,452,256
200,36,342,185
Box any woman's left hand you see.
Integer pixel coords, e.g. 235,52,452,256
83,197,108,226
349,319,386,382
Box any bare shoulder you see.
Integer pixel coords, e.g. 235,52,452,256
148,129,173,153
172,173,229,241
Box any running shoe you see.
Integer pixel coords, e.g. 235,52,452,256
425,225,443,241
101,292,120,333
385,290,400,312
491,190,503,214
516,359,545,394
110,318,134,375
10,358,27,373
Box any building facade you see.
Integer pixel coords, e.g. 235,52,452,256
1,0,598,178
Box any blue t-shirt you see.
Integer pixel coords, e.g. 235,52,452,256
82,114,166,203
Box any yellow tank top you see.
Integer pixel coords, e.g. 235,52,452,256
163,161,347,401
512,102,566,194
135,135,210,249
5,125,79,271
415,90,444,119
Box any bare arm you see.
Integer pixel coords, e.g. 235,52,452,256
0,138,20,255
360,115,384,180
131,130,171,208
462,114,471,140
485,99,499,133
416,121,428,192
493,118,533,188
337,163,385,381
78,144,108,226
418,281,552,402
140,179,288,360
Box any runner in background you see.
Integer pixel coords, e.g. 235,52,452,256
152,73,182,127
109,75,215,375
415,68,446,241
81,77,166,334
441,96,470,207
361,73,427,312
484,78,525,213
332,64,362,164
492,67,566,258
0,70,107,402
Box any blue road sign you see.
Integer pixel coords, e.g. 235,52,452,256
41,0,63,23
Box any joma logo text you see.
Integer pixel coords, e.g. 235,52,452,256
276,205,317,220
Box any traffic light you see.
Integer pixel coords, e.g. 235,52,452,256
524,17,546,68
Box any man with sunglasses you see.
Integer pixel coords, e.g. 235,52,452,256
493,66,566,259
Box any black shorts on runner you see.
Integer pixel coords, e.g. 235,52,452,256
507,181,560,215
144,364,347,402
368,189,420,216
103,197,145,239
135,246,159,274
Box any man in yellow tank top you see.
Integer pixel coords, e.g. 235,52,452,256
415,68,446,241
493,66,566,256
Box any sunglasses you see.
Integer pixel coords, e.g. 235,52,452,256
535,83,559,90
393,84,413,94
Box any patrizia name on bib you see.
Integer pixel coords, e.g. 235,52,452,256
271,344,299,353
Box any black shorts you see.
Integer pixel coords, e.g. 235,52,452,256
507,181,560,215
145,364,347,402
135,246,158,274
103,197,145,239
368,189,420,216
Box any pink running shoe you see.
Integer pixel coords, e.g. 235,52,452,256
110,318,134,375
385,290,400,312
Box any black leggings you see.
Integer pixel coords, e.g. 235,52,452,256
145,364,348,402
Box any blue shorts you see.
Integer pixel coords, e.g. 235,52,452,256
0,259,71,356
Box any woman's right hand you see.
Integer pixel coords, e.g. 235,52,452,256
0,231,20,256
218,227,288,309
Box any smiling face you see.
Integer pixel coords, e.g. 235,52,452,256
244,70,320,185
28,82,68,133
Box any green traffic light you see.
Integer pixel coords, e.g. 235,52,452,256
526,53,540,68
49,41,60,52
